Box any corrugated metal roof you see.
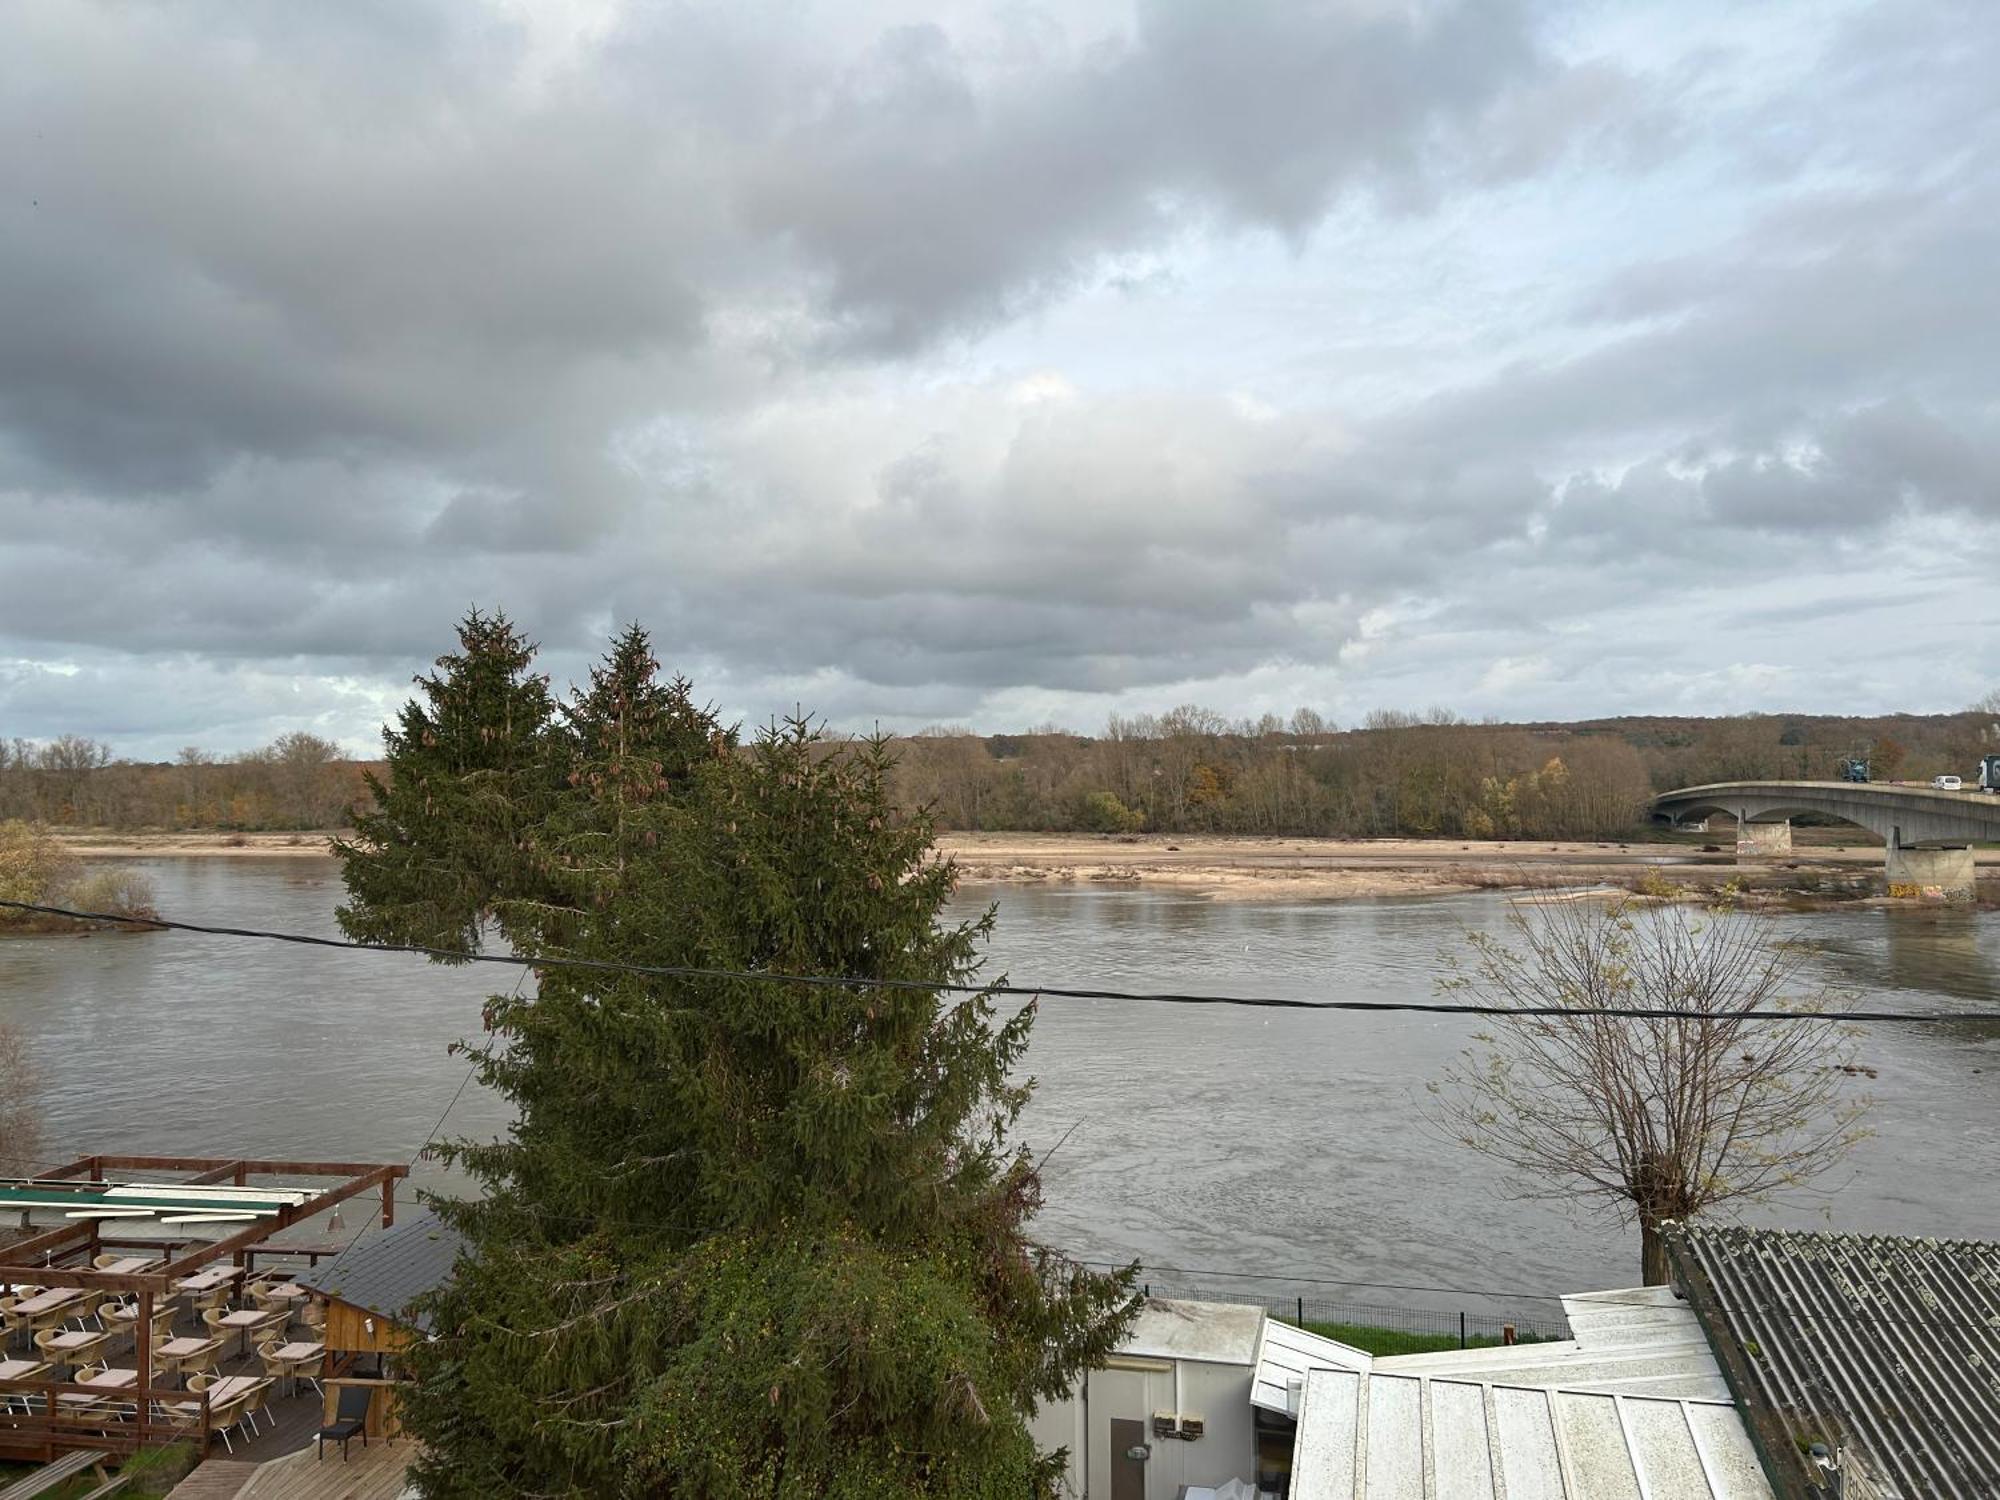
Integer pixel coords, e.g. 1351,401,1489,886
1669,1223,2000,1499
299,1211,464,1332
1119,1297,1264,1366
1251,1320,1372,1415
1289,1366,1772,1500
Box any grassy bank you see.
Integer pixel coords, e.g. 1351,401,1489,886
1289,1318,1559,1357
0,1444,197,1498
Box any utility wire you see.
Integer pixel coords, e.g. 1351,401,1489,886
4,898,1994,1025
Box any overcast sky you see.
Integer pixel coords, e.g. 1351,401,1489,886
4,0,1997,758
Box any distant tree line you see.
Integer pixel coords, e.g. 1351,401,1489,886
887,705,2000,840
6,704,1997,840
0,731,367,830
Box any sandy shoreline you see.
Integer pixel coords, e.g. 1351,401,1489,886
935,832,1724,901
60,831,340,858
58,828,1988,902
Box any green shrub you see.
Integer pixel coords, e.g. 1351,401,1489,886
1079,790,1143,834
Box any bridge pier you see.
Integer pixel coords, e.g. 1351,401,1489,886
1734,815,1792,858
1655,782,2000,899
1885,842,1977,903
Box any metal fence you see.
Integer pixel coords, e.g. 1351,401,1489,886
1140,1282,1571,1347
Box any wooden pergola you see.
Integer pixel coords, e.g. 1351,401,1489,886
0,1155,406,1459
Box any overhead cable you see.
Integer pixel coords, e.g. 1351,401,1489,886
3,897,1993,1024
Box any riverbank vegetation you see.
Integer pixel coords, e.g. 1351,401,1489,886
7,705,1996,842
0,819,156,931
336,610,1137,1497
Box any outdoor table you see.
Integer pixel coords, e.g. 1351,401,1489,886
0,1357,49,1411
94,1256,159,1276
270,1339,324,1397
173,1266,243,1293
9,1287,80,1317
262,1281,309,1302
56,1366,139,1418
205,1373,268,1406
218,1308,284,1357
39,1330,107,1378
154,1335,221,1381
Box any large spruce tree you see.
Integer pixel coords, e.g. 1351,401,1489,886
336,611,1136,1498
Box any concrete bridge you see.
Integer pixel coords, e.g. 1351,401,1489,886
1652,780,2000,901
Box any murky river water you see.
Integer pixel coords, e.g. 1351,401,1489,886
6,859,1999,1320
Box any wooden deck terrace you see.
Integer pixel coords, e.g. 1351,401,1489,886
0,1155,406,1467
5,1298,410,1479
177,1436,414,1500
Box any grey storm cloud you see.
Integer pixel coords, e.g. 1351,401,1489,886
2,0,1999,752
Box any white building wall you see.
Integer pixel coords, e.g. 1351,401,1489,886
1036,1357,1259,1499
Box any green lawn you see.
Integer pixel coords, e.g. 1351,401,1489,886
0,1443,197,1499
1290,1319,1559,1357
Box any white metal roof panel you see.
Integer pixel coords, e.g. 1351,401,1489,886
1361,1375,1423,1500
1293,1369,1361,1497
1118,1297,1264,1366
1492,1386,1566,1500
1429,1379,1496,1500
1375,1285,1730,1401
1290,1373,1772,1500
1685,1402,1769,1495
1250,1318,1372,1414
1625,1394,1716,1497
1554,1392,1642,1500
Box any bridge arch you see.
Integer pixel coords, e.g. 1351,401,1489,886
1650,780,2000,901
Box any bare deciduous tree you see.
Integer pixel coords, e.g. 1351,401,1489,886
1429,897,1872,1285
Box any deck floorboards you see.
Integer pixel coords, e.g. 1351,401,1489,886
234,1439,412,1500
162,1459,257,1500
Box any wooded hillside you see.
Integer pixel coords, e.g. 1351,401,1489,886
5,709,1995,841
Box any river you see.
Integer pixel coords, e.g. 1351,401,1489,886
6,858,1999,1324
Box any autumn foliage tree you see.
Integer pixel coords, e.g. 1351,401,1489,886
334,611,1136,1498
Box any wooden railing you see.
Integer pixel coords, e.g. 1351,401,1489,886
0,1378,216,1463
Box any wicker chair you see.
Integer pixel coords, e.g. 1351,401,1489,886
150,1391,206,1440
67,1291,108,1331
34,1324,107,1372
176,1336,223,1381
206,1392,252,1454
233,1377,274,1437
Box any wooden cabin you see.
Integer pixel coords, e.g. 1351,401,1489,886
299,1211,464,1441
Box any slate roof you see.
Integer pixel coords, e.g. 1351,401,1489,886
1668,1223,2000,1499
299,1211,465,1332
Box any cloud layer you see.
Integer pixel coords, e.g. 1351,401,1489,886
3,0,1997,755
